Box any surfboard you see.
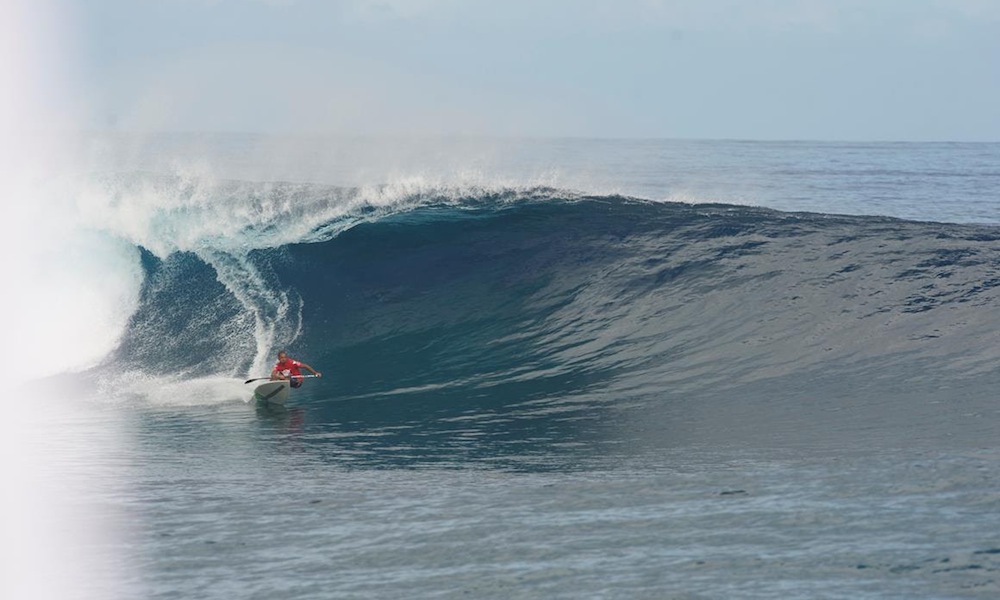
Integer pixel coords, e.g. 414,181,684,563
253,380,290,405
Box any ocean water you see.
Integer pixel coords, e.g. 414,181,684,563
4,136,1000,599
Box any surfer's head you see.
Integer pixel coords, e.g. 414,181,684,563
277,350,288,360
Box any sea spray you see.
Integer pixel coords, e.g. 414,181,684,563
195,248,303,376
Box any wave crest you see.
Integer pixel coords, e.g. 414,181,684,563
103,189,1000,409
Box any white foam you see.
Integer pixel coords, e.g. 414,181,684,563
196,249,303,376
5,129,602,384
116,373,254,407
65,167,569,377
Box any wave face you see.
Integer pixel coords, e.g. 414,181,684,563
108,187,1000,414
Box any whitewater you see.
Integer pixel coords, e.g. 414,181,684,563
3,135,1000,599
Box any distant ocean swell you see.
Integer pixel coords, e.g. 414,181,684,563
105,184,1000,408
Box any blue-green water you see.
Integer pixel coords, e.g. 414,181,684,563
5,137,1000,599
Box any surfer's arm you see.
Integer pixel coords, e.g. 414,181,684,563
299,363,322,377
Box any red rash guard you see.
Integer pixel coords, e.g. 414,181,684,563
274,358,302,379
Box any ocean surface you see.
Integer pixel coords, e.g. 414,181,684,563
4,136,1000,599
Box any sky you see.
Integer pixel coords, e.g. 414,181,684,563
7,0,1000,141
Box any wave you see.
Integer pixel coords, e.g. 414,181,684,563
100,181,1000,409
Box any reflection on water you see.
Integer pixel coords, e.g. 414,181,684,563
246,391,620,472
255,403,306,432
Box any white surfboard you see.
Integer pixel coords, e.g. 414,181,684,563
253,380,290,405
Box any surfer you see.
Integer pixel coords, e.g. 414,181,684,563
270,351,322,388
